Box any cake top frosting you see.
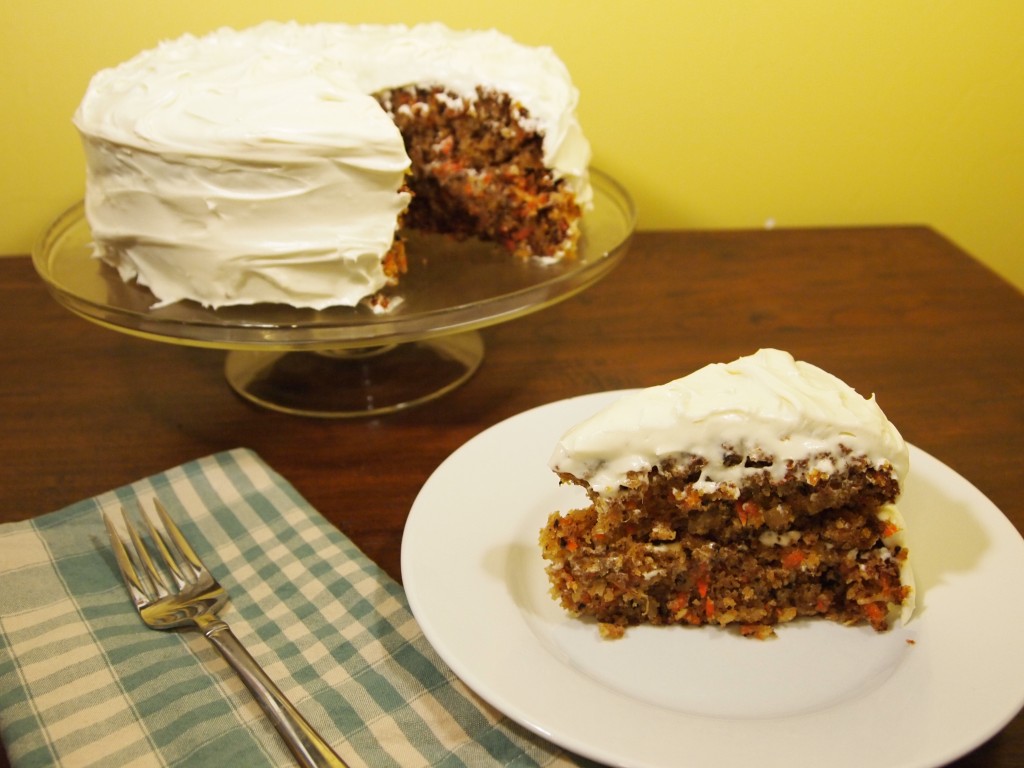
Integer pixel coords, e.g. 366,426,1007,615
73,21,590,200
550,348,909,497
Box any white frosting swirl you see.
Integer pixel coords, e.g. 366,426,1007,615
550,349,909,497
73,21,592,309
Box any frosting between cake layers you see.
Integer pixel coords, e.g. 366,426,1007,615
550,348,909,497
73,21,592,309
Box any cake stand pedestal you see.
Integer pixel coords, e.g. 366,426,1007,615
223,334,484,417
33,169,634,418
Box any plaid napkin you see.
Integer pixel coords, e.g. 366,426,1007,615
0,449,591,767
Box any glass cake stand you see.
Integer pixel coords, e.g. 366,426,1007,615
32,169,635,417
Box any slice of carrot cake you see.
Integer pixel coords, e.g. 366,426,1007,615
540,348,914,639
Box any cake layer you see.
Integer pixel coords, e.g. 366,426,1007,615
540,463,913,638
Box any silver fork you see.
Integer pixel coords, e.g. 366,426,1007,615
103,498,348,768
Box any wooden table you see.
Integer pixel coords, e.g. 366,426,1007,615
2,227,1022,767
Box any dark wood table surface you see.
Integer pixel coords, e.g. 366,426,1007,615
2,227,1022,767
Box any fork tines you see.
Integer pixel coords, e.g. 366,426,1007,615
103,498,205,604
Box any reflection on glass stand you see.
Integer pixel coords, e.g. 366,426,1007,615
33,170,635,418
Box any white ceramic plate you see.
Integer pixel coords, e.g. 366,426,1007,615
402,391,1024,768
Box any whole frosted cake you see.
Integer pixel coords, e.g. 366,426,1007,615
540,348,914,639
73,21,592,309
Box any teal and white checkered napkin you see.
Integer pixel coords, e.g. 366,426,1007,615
0,449,591,767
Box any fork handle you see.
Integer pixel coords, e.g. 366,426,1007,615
199,618,349,768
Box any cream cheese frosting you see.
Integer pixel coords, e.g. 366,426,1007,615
550,348,909,497
73,21,592,309
877,502,916,622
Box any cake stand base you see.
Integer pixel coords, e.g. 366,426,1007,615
224,331,484,418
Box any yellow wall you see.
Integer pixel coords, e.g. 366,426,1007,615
3,1,1022,288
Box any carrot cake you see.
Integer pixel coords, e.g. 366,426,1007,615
73,22,592,309
540,348,914,639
